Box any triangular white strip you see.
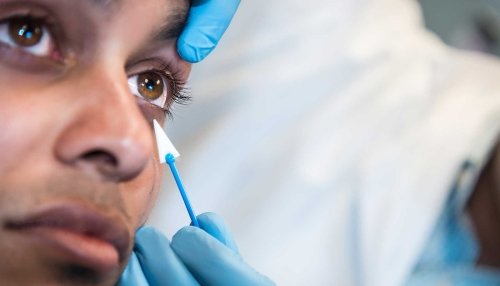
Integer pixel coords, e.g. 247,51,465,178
153,119,180,163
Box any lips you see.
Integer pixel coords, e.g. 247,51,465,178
4,203,131,272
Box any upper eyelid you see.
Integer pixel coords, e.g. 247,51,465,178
126,59,180,94
0,3,100,62
0,16,72,70
127,68,175,97
0,13,68,58
131,67,174,81
0,3,52,20
126,57,180,77
126,64,190,116
0,9,186,87
0,5,64,40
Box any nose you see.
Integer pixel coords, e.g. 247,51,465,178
54,69,151,182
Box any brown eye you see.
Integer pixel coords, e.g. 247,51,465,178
138,72,164,100
8,17,43,47
128,72,169,110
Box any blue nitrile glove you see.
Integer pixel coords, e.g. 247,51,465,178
177,0,241,63
117,212,275,286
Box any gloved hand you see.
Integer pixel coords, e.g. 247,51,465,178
177,0,241,63
117,212,275,286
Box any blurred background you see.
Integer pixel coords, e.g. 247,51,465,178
148,0,500,284
150,0,500,236
149,0,500,250
418,0,500,55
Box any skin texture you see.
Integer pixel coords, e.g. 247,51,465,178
0,0,190,285
467,142,500,268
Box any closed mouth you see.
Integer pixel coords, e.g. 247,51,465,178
4,203,131,272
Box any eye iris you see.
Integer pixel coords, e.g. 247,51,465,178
138,72,164,100
8,17,43,47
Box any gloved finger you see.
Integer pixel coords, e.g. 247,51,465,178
134,226,200,286
197,212,239,254
117,252,149,286
171,226,275,286
177,0,240,63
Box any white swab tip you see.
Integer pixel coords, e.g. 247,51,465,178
153,120,180,164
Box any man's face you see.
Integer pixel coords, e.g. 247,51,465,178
0,0,190,285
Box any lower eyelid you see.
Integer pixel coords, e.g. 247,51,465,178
0,41,64,72
136,98,167,122
151,92,168,108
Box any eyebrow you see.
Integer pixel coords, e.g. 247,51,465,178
152,7,189,41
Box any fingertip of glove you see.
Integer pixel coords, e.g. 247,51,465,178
171,226,206,253
196,212,239,253
197,212,228,238
197,212,230,235
135,226,165,240
172,225,200,241
136,225,156,235
134,226,171,253
177,41,209,63
197,212,221,224
177,50,201,63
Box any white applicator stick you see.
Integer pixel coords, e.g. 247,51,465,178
153,119,199,227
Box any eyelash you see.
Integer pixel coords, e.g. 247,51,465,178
149,61,191,118
0,12,191,118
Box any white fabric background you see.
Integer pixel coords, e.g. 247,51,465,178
149,0,500,285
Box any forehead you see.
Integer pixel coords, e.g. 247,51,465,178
99,0,189,30
117,0,188,17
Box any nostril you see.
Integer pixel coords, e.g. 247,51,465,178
56,132,149,182
82,150,118,168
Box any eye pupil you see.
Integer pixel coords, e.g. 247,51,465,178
138,73,164,100
8,17,43,47
145,79,156,91
19,28,32,38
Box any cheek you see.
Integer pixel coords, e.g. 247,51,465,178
123,156,164,228
0,84,60,174
136,99,167,125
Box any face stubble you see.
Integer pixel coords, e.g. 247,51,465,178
0,0,190,285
